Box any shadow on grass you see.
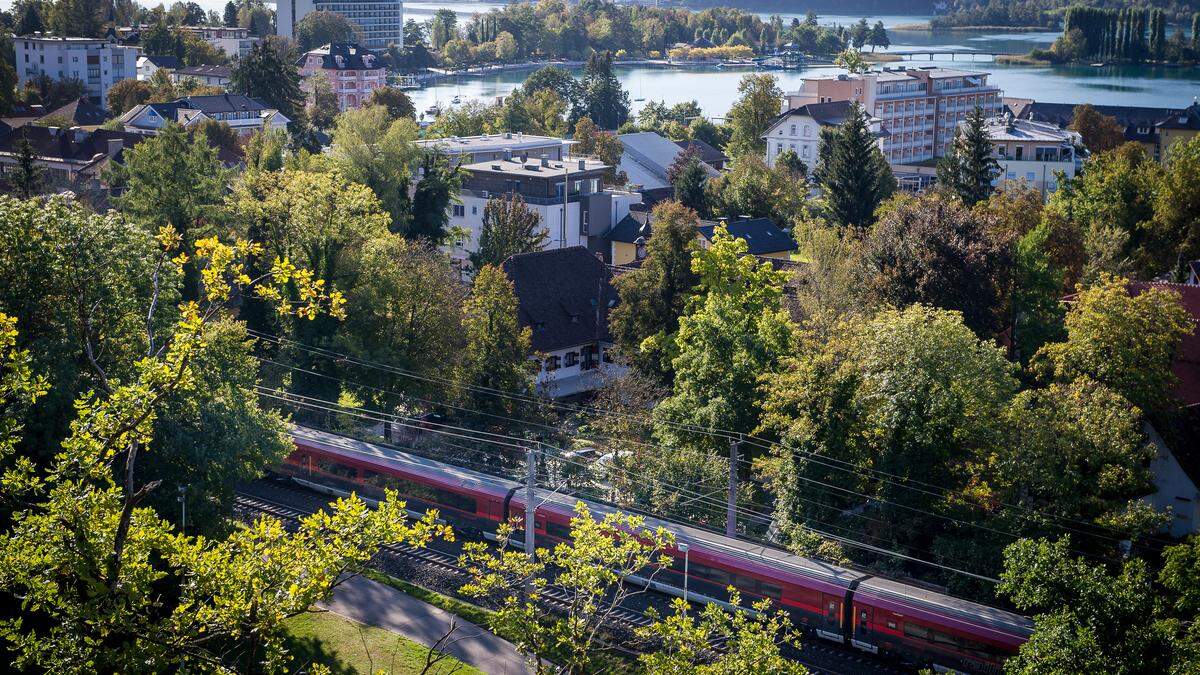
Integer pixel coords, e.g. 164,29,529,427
281,632,362,675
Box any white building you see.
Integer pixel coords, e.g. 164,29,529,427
277,0,404,50
297,43,387,112
972,114,1082,197
616,130,718,190
136,54,180,82
169,65,233,89
763,100,886,169
177,26,261,59
416,132,574,165
118,94,290,137
14,34,139,104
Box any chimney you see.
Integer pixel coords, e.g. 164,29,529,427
577,159,585,170
107,137,124,157
503,147,512,161
540,154,549,167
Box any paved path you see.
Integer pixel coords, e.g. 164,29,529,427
321,575,533,675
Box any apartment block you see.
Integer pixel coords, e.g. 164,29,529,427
784,66,1003,164
277,0,404,50
978,115,1082,198
14,34,139,105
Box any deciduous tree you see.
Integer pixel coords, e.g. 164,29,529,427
724,73,781,158
407,152,462,243
329,104,421,234
295,10,361,50
1069,103,1126,153
366,85,417,120
454,265,537,423
470,194,548,270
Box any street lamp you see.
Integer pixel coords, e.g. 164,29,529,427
678,542,690,612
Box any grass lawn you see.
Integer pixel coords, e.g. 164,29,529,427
283,610,484,675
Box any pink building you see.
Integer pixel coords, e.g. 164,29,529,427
784,66,1003,164
297,43,386,112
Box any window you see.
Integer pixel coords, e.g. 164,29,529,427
887,620,898,630
545,355,561,371
1026,171,1036,181
564,351,579,367
776,143,783,154
803,124,812,137
471,205,477,215
801,145,810,158
452,204,465,217
1006,171,1016,180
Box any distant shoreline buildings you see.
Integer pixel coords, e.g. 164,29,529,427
277,0,404,50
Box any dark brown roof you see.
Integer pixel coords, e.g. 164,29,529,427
298,43,383,70
674,138,728,165
501,247,616,353
39,97,109,127
0,126,143,165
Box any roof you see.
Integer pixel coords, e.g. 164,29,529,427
0,126,143,166
771,100,857,128
39,98,109,127
299,43,383,70
173,64,232,79
975,116,1081,143
140,94,276,121
501,247,616,353
1128,282,1200,407
674,138,728,164
416,133,571,155
1156,105,1200,131
460,156,609,179
618,131,719,189
1017,101,1186,144
140,54,181,69
603,210,651,243
921,67,988,78
697,217,797,255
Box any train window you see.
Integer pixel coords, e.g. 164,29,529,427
759,583,782,600
315,457,357,479
433,486,478,513
860,611,868,621
691,564,731,586
887,620,897,630
903,623,931,640
546,521,573,539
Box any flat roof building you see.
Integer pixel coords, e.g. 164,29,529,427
277,0,404,51
14,34,138,105
416,132,575,165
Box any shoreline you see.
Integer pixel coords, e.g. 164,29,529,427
895,23,1051,32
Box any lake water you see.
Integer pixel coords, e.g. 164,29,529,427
401,2,1200,117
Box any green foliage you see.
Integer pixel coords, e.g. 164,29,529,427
937,106,1001,206
329,104,421,234
705,154,807,226
1069,103,1127,154
244,128,288,172
1148,135,1200,278
47,0,101,38
407,152,462,243
295,10,362,51
724,73,781,158
654,225,791,458
580,51,630,129
470,194,548,271
307,73,340,131
365,86,417,120
670,151,709,216
820,103,894,231
107,77,153,116
223,0,238,27
231,38,306,122
833,48,868,73
860,191,1011,337
610,201,701,383
460,502,675,674
9,133,42,198
1033,274,1195,417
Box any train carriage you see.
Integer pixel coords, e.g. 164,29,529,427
279,426,1033,673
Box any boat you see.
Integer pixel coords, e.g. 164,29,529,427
634,97,646,102
452,95,462,104
424,105,440,116
1091,62,1106,67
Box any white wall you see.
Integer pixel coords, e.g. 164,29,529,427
996,158,1075,197
16,38,138,104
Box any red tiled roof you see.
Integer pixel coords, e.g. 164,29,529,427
1129,282,1200,407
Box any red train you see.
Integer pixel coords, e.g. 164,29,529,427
277,426,1031,674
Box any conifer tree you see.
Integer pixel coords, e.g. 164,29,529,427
671,153,709,216
10,133,43,199
820,103,895,231
223,1,238,27
937,105,1000,206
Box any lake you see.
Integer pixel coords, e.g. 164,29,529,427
402,2,1200,117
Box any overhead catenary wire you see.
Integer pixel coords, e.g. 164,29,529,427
257,387,1002,583
247,332,1159,551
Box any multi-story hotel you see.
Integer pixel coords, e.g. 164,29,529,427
277,0,404,50
783,66,1003,164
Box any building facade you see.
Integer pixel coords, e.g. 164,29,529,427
297,43,386,112
15,35,138,104
118,94,289,137
785,66,1003,163
169,65,233,89
0,126,143,192
763,100,886,169
604,213,797,266
448,154,639,265
177,26,261,59
975,115,1081,197
416,132,574,165
277,0,404,50
1007,99,1200,163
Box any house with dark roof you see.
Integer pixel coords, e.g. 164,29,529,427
674,138,729,171
1007,99,1200,163
501,247,625,398
0,125,143,193
603,212,796,266
36,98,110,129
169,65,233,89
297,43,387,112
117,94,290,137
763,100,886,170
136,54,181,81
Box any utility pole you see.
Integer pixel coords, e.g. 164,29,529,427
726,436,739,538
525,444,537,560
177,484,187,533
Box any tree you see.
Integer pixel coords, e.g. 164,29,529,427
639,592,807,674
0,228,450,673
142,20,177,57
820,103,894,231
1033,274,1194,417
850,18,869,48
244,128,287,172
610,201,701,382
430,7,458,50
834,48,868,74
48,0,101,38
329,104,421,234
860,192,1011,336
306,73,339,130
108,123,227,301
0,59,16,118
9,132,42,198
1148,135,1200,278
775,148,807,178
342,236,464,404
867,21,890,52
705,154,806,225
937,105,1000,206
580,51,630,129
231,38,306,122
107,77,153,115
195,119,238,158
725,73,781,158
670,149,708,215
460,502,675,674
180,30,227,67
366,85,416,120
998,538,1178,674
15,1,43,35
470,195,548,270
572,116,624,183
524,65,585,120
453,266,537,422
407,152,462,243
654,225,792,451
1070,103,1126,154
295,10,361,51
760,305,1018,566
223,0,237,27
